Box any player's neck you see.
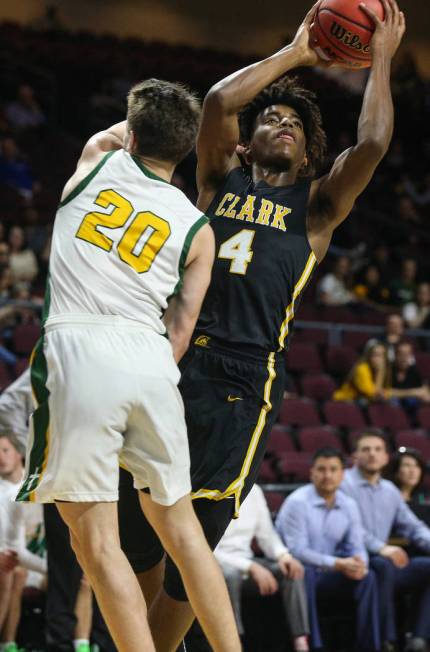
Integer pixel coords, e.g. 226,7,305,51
131,151,175,184
252,163,298,188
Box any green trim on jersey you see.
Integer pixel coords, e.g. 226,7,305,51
16,335,50,502
130,155,170,185
173,215,209,295
59,150,116,208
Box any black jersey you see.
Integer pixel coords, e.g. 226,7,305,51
195,166,317,353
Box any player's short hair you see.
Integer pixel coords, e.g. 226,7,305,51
0,431,25,457
312,446,345,467
239,76,327,177
127,79,201,164
354,428,389,452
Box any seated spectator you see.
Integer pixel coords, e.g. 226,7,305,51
389,258,418,306
8,226,38,285
0,267,13,299
403,172,430,208
403,282,430,329
22,206,49,257
214,484,309,651
317,256,357,307
5,85,46,132
0,242,10,273
276,447,380,652
353,264,391,308
386,448,430,525
341,430,430,652
379,313,406,362
391,341,430,413
0,138,35,200
333,341,391,402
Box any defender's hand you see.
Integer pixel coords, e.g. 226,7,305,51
360,0,406,61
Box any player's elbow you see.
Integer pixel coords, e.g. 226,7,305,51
204,86,233,114
357,136,389,162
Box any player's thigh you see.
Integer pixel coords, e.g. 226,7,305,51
118,468,164,573
56,501,120,561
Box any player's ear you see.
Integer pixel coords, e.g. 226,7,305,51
237,143,252,165
299,154,309,174
125,129,136,153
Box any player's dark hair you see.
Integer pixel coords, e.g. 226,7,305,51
127,79,201,164
353,428,389,452
312,446,345,467
239,76,327,177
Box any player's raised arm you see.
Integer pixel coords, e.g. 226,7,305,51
308,0,405,261
77,120,127,167
163,224,215,362
197,2,323,199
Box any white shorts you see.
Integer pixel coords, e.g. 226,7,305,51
17,315,191,506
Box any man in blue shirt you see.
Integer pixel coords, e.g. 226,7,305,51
276,447,380,652
342,429,430,652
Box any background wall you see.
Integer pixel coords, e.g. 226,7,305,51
1,0,429,76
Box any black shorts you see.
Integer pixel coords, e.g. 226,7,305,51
119,341,286,600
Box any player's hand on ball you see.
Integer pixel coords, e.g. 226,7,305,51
360,0,406,60
291,1,325,67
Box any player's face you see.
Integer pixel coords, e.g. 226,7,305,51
355,436,389,474
0,438,22,478
311,457,344,495
249,105,307,172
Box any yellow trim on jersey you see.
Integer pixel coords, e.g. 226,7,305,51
28,426,50,503
192,352,276,516
278,252,317,350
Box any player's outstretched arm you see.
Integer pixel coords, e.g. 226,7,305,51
163,224,215,362
197,2,323,199
308,0,405,262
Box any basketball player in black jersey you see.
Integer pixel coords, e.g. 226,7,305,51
119,1,405,649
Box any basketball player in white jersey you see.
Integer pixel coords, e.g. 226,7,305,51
16,79,241,652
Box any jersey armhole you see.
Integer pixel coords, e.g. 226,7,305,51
58,150,116,208
174,215,210,295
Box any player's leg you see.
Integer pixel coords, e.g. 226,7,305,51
139,492,241,652
57,501,155,652
73,575,92,650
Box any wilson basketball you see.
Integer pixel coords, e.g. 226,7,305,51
310,0,385,69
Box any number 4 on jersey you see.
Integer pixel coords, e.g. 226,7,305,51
218,229,255,275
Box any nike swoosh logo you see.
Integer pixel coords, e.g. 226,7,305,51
227,395,243,402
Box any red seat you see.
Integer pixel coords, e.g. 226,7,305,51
325,346,359,377
266,425,296,457
14,358,29,377
395,430,430,457
415,353,430,381
286,343,322,374
0,362,12,391
343,331,374,352
368,403,410,431
301,374,337,402
264,491,285,515
13,324,40,356
324,400,366,429
417,406,430,429
277,452,312,482
298,426,341,452
318,307,356,323
258,460,278,483
293,329,328,346
279,398,321,427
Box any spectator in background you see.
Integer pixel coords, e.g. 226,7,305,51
276,448,380,652
370,243,394,285
386,448,430,525
404,173,430,209
317,256,357,307
0,267,13,299
214,484,309,652
5,85,46,132
390,258,418,306
391,341,430,414
353,264,391,308
29,4,65,32
333,341,391,403
0,138,35,200
8,226,38,285
0,243,10,272
380,313,405,362
23,206,49,257
341,430,430,652
403,282,430,329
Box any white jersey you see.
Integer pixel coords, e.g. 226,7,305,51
46,149,208,332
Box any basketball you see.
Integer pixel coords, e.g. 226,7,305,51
310,0,385,69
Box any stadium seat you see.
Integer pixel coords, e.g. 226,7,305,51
258,460,278,483
13,324,40,356
277,452,312,482
293,328,328,346
415,352,430,381
263,491,285,515
395,430,430,457
301,373,337,402
343,331,373,352
318,307,356,324
14,358,29,377
368,403,410,431
286,342,322,374
266,425,296,457
325,345,359,378
298,426,342,452
324,400,366,429
0,362,12,390
279,397,321,427
417,406,430,429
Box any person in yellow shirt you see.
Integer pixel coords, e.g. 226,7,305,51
334,341,391,402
